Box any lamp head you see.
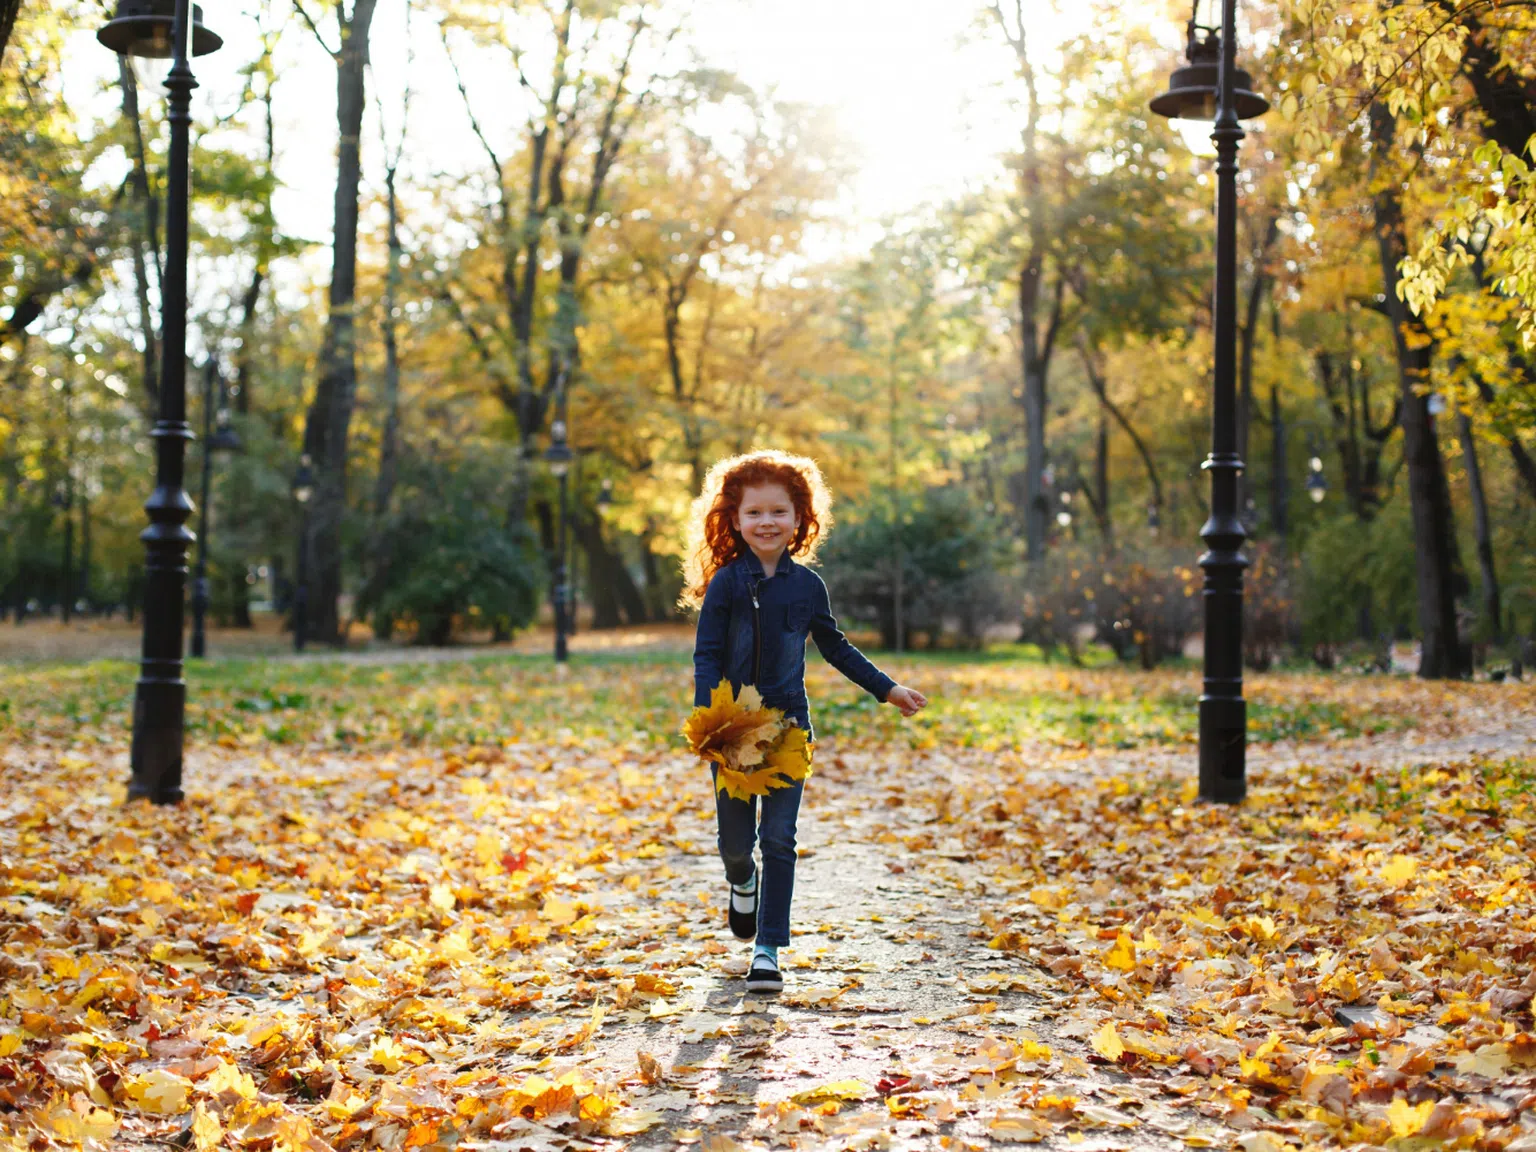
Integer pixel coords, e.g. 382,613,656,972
293,454,314,505
209,413,241,453
545,422,573,478
98,0,223,58
1149,18,1269,153
1306,464,1327,504
596,478,614,508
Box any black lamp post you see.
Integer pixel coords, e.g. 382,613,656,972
292,455,314,652
1151,0,1268,804
190,358,240,659
545,420,573,664
101,0,222,805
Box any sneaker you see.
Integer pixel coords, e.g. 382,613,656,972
745,953,782,995
728,876,758,941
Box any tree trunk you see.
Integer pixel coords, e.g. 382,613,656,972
119,59,161,413
989,5,1060,565
371,164,403,606
234,75,274,419
1078,339,1164,518
1269,377,1287,541
1092,409,1112,548
80,491,91,609
1456,406,1502,642
299,0,379,645
1370,103,1466,679
1237,216,1278,522
576,513,646,628
0,0,23,65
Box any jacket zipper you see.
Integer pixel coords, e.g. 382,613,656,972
751,579,762,684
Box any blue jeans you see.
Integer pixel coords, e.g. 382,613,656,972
712,769,804,948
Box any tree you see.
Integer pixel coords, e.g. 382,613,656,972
294,0,380,645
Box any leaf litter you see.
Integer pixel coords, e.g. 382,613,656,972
0,656,1533,1150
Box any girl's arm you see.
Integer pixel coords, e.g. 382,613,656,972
693,572,732,706
807,573,897,704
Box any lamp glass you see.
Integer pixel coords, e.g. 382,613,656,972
129,52,174,96
1174,117,1219,157
1309,485,1326,504
548,459,569,479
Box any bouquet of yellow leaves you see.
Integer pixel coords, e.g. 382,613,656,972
683,679,813,802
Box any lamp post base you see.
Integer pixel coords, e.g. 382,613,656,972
1197,693,1245,803
127,677,186,804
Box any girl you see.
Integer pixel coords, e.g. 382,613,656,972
682,450,927,993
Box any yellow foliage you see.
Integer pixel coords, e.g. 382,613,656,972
684,680,813,800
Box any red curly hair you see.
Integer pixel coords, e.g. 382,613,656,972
679,450,833,609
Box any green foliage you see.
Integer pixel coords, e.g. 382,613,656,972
366,458,542,646
1300,497,1419,651
821,486,1014,649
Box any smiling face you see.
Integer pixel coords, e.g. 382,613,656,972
734,483,801,566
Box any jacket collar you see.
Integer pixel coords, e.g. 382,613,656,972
740,548,796,580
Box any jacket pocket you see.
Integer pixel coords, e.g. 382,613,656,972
785,600,812,633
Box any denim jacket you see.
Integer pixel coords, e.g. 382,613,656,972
693,551,895,741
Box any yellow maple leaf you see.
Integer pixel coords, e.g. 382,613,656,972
683,681,783,770
199,1060,257,1101
36,1098,118,1145
1379,854,1418,886
715,724,813,802
190,1103,224,1152
792,1079,875,1104
369,1035,408,1073
1090,1021,1125,1062
1102,933,1136,971
1386,1096,1435,1138
1455,1043,1510,1077
125,1069,191,1115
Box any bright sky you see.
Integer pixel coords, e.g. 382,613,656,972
60,0,1196,314
68,1,1087,242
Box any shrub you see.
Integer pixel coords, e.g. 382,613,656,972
820,486,1014,649
1026,548,1201,668
1300,499,1417,657
366,460,542,645
1244,542,1300,670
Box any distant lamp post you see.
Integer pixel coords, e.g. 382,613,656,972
1151,0,1269,805
1148,503,1162,537
190,358,240,659
101,0,222,805
1306,456,1328,504
292,455,314,652
545,421,573,664
596,477,614,511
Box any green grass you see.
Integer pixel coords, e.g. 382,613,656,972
0,647,1421,754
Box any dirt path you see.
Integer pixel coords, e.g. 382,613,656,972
533,701,1535,1150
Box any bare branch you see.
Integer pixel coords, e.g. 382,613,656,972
292,0,340,58
439,22,504,186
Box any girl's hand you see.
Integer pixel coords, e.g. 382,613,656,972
885,685,928,717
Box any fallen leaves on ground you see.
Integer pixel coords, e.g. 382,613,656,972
1,653,1532,1151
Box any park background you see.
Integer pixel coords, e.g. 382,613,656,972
3,2,1536,1152
3,0,1535,672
